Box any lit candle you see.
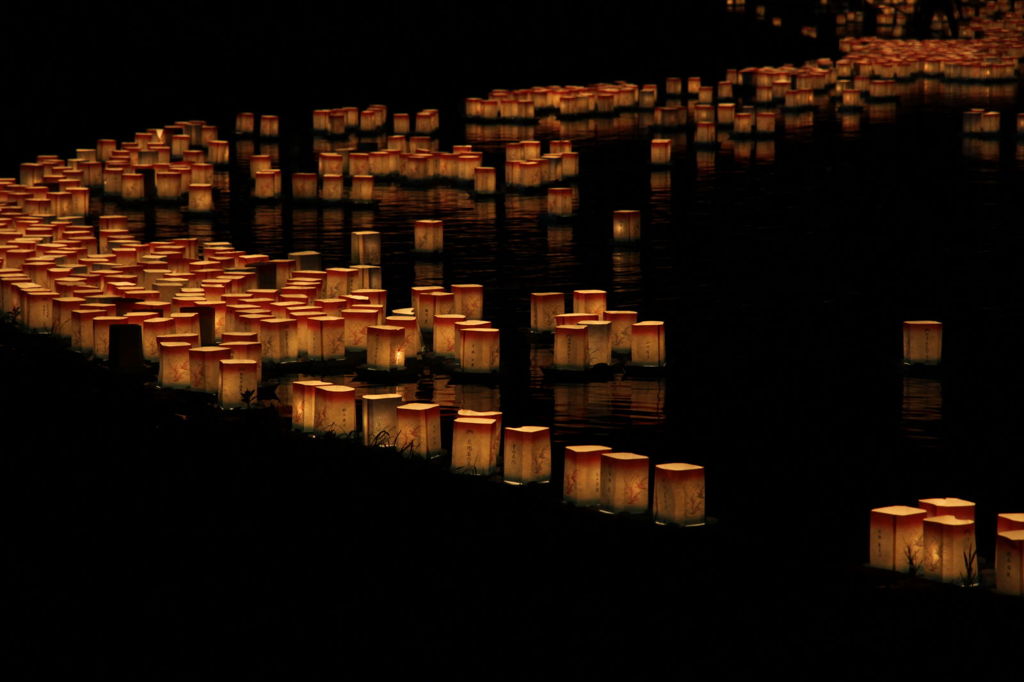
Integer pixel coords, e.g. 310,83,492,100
922,515,977,584
653,463,705,526
366,324,406,371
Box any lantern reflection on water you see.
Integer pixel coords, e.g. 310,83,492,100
396,402,442,458
653,463,705,526
918,497,974,520
158,341,192,389
600,452,649,514
451,417,500,475
503,426,551,485
903,321,942,366
563,445,610,507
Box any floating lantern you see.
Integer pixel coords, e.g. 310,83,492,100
395,402,442,458
572,289,606,315
459,327,500,373
258,317,298,362
188,346,232,393
554,325,588,371
612,210,641,243
503,426,550,485
602,310,638,353
291,379,332,432
362,393,403,446
903,321,942,366
320,174,344,202
600,452,649,514
580,320,612,367
325,267,358,297
207,140,229,165
341,307,378,351
546,187,573,217
259,114,279,138
563,445,610,507
158,341,192,388
350,175,374,203
413,219,443,254
313,384,357,435
653,463,705,526
253,170,279,199
451,417,500,475
235,112,255,135
141,316,177,361
351,231,381,265
473,166,496,194
220,340,262,383
998,513,1024,533
650,140,671,166
995,530,1024,596
218,359,258,408
922,515,977,585
188,184,213,213
918,497,975,520
450,283,484,319
91,315,128,360
530,292,564,332
630,321,666,367
291,172,318,201
366,325,406,370
432,314,466,357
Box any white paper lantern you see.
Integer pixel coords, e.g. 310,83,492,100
395,402,442,458
366,325,406,371
313,384,357,435
653,463,705,526
869,505,928,572
563,445,610,506
189,346,232,392
291,379,332,432
922,515,977,585
503,426,551,485
918,497,975,521
218,359,258,407
995,530,1024,596
361,393,403,446
451,417,500,475
600,452,649,514
554,324,588,371
630,321,666,367
530,292,564,332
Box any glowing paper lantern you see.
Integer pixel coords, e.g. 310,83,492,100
366,325,406,370
922,515,977,585
158,341,192,388
313,384,357,435
350,175,374,203
432,314,466,357
503,426,551,485
258,317,298,362
451,417,500,475
362,393,402,446
459,327,500,373
395,402,442,458
563,445,611,506
602,310,638,353
141,317,177,361
189,346,232,392
653,463,705,526
580,320,611,367
630,321,666,367
600,452,649,514
554,325,587,371
997,513,1024,533
530,292,564,332
451,283,484,319
995,530,1024,596
188,184,213,212
650,140,671,166
474,167,496,194
291,379,331,432
385,315,420,357
305,315,345,361
572,289,606,315
351,231,381,265
546,187,573,217
918,497,975,520
903,321,942,366
91,315,128,359
612,210,641,243
218,359,258,407
413,219,443,254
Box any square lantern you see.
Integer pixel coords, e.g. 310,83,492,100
351,231,381,265
218,359,258,408
602,310,638,354
313,384,357,435
922,515,977,585
572,289,607,315
451,417,500,475
612,209,642,242
530,292,565,332
503,426,551,485
385,315,421,358
630,321,666,367
366,325,406,371
189,346,232,393
432,314,466,357
600,452,649,514
995,530,1024,596
220,340,263,383
395,402,442,458
563,445,611,507
554,324,588,371
653,463,705,526
459,328,500,373
997,513,1024,533
158,341,192,389
413,219,443,253
341,307,379,352
362,393,403,446
580,320,612,367
903,321,942,366
918,498,975,520
291,380,332,432
869,505,928,572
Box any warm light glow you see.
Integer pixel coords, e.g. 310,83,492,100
653,463,705,526
600,452,649,514
922,515,977,585
451,417,500,475
503,426,551,485
395,402,442,458
903,321,942,366
563,445,610,507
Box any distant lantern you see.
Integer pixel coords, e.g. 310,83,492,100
451,417,500,475
573,289,606,315
612,209,642,243
554,325,588,371
503,426,551,485
580,320,612,367
362,392,403,446
321,174,344,202
922,515,977,585
350,175,374,203
459,327,500,373
530,292,565,332
630,321,666,367
158,341,192,389
291,172,318,200
188,183,214,213
395,402,442,458
650,140,671,166
602,310,638,354
546,187,573,217
235,112,255,135
218,359,258,408
995,530,1024,596
366,324,406,371
189,346,232,393
413,219,443,253
903,321,942,366
253,170,278,199
351,231,381,265
918,497,975,520
259,114,279,138
305,315,345,361
563,445,611,506
291,379,332,432
653,463,706,526
432,314,466,357
600,452,650,514
313,384,357,435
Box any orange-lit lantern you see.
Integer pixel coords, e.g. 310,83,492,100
366,324,406,371
258,317,298,362
922,515,977,585
395,402,442,458
351,231,381,265
580,320,611,367
995,530,1024,596
503,426,551,485
630,321,665,367
600,452,649,514
530,292,564,332
413,219,443,254
653,463,705,526
189,346,232,392
158,341,192,388
313,384,357,435
451,417,500,475
554,324,587,371
869,505,927,572
903,321,942,366
362,392,403,446
918,497,975,520
459,327,500,373
997,513,1024,533
612,210,641,243
218,359,258,407
291,379,331,432
602,310,638,353
563,445,611,506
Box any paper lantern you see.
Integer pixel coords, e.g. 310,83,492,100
432,314,466,357
220,340,262,383
313,384,357,435
503,426,551,485
351,264,381,290
653,463,705,526
459,327,500,373
546,187,573,217
573,289,606,315
258,114,279,138
451,283,484,319
630,321,665,367
291,379,332,432
395,402,442,458
253,170,279,199
903,321,942,366
918,497,975,520
554,325,587,371
258,317,298,362
141,317,177,361
91,315,128,359
922,515,977,585
341,307,378,352
580,320,612,367
451,417,500,475
189,346,232,392
351,231,381,265
600,452,649,514
304,315,345,361
325,267,358,297
650,140,671,166
612,210,641,243
530,292,565,332
22,290,56,331
362,393,403,446
218,359,258,407
995,530,1024,596
413,219,443,254
366,325,406,371
997,513,1024,533
158,341,192,388
563,445,610,506
320,174,344,202
601,310,638,353
350,175,374,203
188,183,213,212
